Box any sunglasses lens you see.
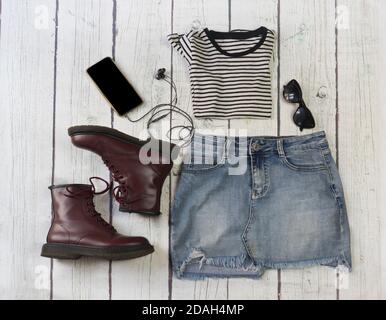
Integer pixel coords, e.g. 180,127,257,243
283,91,299,103
293,106,315,130
283,84,301,103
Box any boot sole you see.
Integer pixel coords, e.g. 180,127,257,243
119,207,162,216
41,243,154,260
68,125,151,147
68,125,176,150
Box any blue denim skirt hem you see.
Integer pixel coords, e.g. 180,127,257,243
174,252,352,280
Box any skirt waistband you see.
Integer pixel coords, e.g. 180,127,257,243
184,131,329,161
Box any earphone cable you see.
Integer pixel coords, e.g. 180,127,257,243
124,70,194,147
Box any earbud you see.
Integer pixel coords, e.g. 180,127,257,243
155,68,166,80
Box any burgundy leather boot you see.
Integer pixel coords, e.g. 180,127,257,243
68,125,175,216
41,178,154,260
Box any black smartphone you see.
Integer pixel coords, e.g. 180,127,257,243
87,57,143,116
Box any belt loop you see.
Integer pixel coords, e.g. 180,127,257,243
189,136,194,165
248,138,253,154
224,136,230,160
277,139,285,157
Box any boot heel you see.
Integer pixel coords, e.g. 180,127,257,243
41,243,82,260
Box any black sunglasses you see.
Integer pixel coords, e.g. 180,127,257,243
283,79,315,131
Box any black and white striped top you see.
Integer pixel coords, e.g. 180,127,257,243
167,26,276,119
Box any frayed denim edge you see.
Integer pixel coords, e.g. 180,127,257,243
177,271,263,281
175,249,352,280
176,248,263,280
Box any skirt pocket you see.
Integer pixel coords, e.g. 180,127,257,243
280,145,328,172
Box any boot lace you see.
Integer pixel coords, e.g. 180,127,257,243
102,158,129,206
64,177,116,233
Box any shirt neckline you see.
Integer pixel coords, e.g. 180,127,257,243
203,26,268,58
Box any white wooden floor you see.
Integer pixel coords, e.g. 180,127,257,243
1,0,386,300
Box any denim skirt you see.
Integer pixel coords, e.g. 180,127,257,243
171,131,351,279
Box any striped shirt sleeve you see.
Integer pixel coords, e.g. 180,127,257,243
167,31,192,65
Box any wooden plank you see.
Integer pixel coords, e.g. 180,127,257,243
228,0,279,300
110,0,171,300
376,4,386,297
170,0,230,300
278,0,338,299
0,0,56,299
338,0,386,299
52,0,113,299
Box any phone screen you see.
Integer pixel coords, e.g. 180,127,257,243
87,57,143,116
